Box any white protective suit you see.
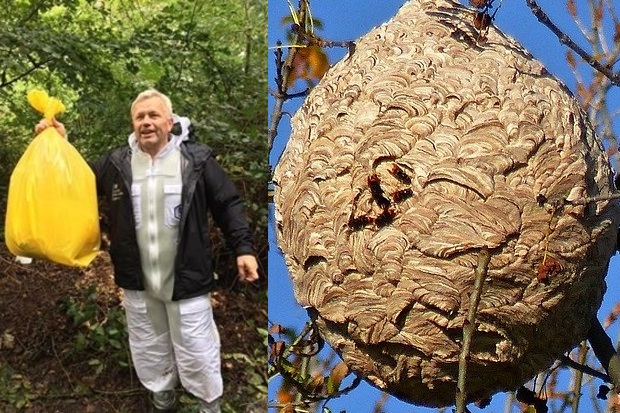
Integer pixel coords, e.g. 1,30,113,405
122,116,222,403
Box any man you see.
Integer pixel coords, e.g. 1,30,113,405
37,89,259,413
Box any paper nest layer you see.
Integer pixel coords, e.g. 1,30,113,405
273,0,620,407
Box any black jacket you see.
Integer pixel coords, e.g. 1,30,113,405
91,140,254,300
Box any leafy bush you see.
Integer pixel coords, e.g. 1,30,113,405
59,285,130,375
0,366,35,410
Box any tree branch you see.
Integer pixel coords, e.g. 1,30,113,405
570,343,588,413
0,58,52,90
525,0,620,86
267,0,311,156
456,247,491,413
587,316,620,388
562,192,620,205
558,354,611,382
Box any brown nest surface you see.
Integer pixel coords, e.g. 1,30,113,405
273,0,620,406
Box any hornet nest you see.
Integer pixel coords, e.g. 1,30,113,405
273,0,620,406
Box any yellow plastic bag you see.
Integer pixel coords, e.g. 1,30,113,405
5,89,100,267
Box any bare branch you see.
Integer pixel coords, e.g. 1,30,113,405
268,1,354,157
525,0,620,86
267,41,310,155
456,247,491,413
267,0,311,155
570,343,589,413
562,192,620,205
558,354,611,382
587,316,620,388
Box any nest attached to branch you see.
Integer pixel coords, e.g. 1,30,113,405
273,0,619,407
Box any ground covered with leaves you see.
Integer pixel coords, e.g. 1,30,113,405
0,245,267,413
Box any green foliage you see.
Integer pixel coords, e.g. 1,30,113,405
59,285,130,375
222,326,269,397
0,0,268,274
268,322,361,412
0,366,35,410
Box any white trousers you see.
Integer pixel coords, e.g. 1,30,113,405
122,290,223,403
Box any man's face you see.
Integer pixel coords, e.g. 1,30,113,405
131,96,173,156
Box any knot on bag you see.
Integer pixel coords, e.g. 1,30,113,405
27,89,66,120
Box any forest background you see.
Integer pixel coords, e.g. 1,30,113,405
0,1,268,412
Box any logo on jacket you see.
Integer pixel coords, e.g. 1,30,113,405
111,184,124,202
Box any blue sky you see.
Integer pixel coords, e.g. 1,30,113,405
268,1,620,412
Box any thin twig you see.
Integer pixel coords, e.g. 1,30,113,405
563,192,620,205
537,192,620,208
268,401,313,410
91,387,145,396
371,392,390,413
268,41,288,155
321,375,363,403
558,354,610,382
0,386,145,403
295,329,311,406
0,58,53,89
267,1,354,157
51,336,74,392
587,316,620,388
525,0,620,86
455,247,491,413
0,254,22,269
296,28,356,55
269,318,358,404
570,342,588,413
